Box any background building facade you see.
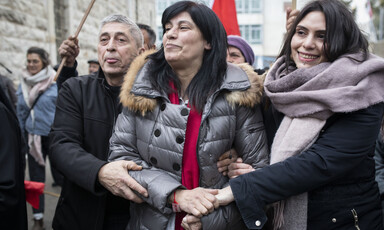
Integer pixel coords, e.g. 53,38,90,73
155,0,383,69
0,0,156,82
155,0,295,69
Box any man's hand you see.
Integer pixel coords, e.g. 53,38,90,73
228,158,255,179
181,215,202,230
175,188,219,217
217,149,238,176
58,36,80,67
286,7,300,32
98,160,148,203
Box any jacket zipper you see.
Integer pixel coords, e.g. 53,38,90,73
351,209,360,230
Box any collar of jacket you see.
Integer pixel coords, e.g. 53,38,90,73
120,49,265,116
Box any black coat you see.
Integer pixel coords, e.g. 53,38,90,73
0,87,27,229
230,102,384,230
49,67,129,230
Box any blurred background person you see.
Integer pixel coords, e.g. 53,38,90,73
16,47,58,230
226,35,266,75
226,35,255,66
137,23,157,50
87,59,100,74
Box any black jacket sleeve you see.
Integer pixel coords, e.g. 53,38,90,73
230,103,384,229
49,79,106,195
56,61,79,90
0,88,27,229
375,132,384,197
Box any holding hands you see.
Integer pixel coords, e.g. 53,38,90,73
173,187,219,217
181,186,235,230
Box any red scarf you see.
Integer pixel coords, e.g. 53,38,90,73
168,82,201,230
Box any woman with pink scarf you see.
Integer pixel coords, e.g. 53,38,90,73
197,0,384,230
16,47,57,230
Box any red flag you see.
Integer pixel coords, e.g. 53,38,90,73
24,180,45,209
212,0,241,36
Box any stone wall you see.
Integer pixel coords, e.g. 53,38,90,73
372,40,384,58
0,0,156,84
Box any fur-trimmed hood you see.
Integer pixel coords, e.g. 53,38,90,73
120,50,265,115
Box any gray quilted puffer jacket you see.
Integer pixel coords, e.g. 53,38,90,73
109,51,269,230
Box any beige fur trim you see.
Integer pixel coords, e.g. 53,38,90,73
120,53,265,115
120,49,157,116
225,63,265,108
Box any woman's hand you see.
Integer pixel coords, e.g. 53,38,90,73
228,158,255,179
175,188,219,217
181,215,202,230
215,186,234,206
217,149,238,176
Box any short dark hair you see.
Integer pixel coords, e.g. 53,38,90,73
137,23,156,48
279,0,369,65
147,1,228,112
100,14,143,49
27,47,50,69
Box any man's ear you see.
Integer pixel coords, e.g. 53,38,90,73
139,47,145,54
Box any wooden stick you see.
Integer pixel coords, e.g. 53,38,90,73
54,0,97,81
292,0,297,10
44,190,60,198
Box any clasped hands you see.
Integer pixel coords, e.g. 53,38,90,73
176,187,234,230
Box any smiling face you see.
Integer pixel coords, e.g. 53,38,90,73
162,11,211,70
27,53,44,76
98,22,143,79
291,11,328,69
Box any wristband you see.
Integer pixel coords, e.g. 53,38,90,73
172,191,181,212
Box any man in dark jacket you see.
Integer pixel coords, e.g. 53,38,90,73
49,14,147,230
0,87,27,230
0,74,17,111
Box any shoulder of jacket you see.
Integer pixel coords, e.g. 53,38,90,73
225,63,265,108
120,49,157,116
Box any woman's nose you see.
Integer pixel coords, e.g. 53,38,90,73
166,28,177,39
303,36,315,49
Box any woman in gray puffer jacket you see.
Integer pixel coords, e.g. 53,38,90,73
108,1,268,230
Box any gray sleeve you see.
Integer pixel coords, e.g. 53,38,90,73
201,104,269,229
109,108,183,214
234,104,269,169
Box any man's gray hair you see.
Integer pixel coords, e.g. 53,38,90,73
100,14,144,49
